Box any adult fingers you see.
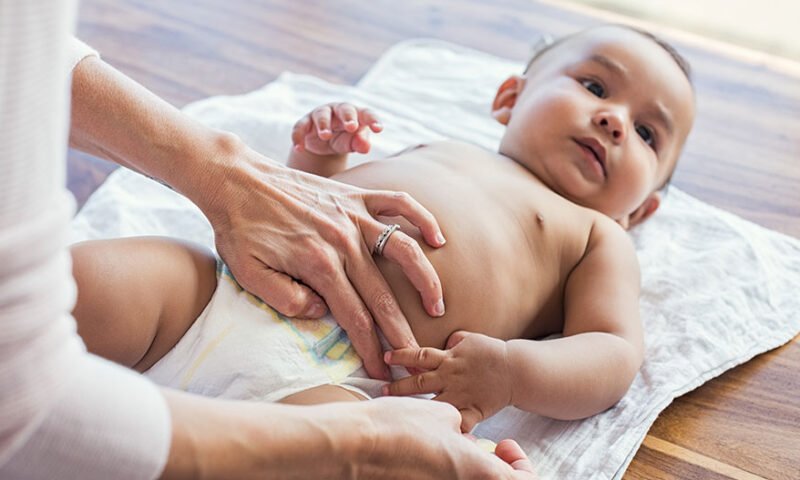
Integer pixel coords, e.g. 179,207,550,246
310,105,334,139
383,371,443,396
235,262,327,319
366,190,446,249
339,230,419,352
384,347,446,371
494,440,537,476
302,249,390,380
375,226,444,318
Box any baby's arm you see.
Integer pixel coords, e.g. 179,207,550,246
288,103,383,177
505,216,644,419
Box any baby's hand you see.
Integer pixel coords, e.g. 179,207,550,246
291,103,383,156
383,331,514,432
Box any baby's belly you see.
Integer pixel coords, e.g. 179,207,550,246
337,177,541,348
374,211,540,348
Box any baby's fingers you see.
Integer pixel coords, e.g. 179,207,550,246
334,103,360,133
384,347,446,370
291,115,313,152
351,126,373,154
311,105,334,140
357,108,383,133
382,371,444,397
458,407,482,433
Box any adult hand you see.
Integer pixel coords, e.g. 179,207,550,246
197,137,446,380
68,55,445,380
352,397,537,479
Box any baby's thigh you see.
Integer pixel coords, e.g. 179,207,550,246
278,384,369,405
71,236,217,371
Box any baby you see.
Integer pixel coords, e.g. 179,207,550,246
71,25,695,432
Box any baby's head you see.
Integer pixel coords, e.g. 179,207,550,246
492,25,695,229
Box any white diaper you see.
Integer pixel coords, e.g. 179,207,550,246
144,263,381,402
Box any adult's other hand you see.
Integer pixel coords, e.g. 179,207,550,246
357,397,537,479
197,139,446,380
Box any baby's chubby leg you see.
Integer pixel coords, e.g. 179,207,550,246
70,236,217,372
279,385,369,405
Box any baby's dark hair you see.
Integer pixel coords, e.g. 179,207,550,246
524,25,693,192
524,24,693,84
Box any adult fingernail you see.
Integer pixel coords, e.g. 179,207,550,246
381,385,390,396
433,299,445,317
383,351,392,363
436,233,446,246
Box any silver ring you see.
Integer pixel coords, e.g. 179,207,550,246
374,224,401,256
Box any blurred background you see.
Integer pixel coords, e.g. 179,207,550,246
562,0,800,62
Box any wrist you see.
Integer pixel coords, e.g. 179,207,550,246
288,148,348,177
315,402,376,477
161,390,363,480
503,340,521,409
177,130,285,228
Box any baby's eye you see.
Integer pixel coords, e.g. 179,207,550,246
580,79,605,98
635,124,656,148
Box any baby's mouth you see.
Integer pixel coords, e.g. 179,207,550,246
575,137,607,179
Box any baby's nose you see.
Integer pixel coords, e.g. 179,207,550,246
594,110,626,143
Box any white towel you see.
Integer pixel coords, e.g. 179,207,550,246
70,39,800,480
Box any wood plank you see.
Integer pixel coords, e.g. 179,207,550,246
642,437,766,480
637,340,800,480
71,1,800,478
630,442,758,480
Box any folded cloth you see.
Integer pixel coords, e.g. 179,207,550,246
70,39,800,480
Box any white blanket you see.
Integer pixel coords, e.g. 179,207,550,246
71,40,800,479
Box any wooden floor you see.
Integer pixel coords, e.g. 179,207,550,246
73,1,799,478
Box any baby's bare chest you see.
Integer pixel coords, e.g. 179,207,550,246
337,143,594,345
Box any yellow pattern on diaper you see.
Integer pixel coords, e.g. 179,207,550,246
219,265,362,382
179,322,236,389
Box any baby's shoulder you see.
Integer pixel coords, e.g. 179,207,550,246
578,212,638,272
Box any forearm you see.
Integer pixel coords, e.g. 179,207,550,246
69,55,265,210
287,148,348,177
506,332,641,420
160,389,364,479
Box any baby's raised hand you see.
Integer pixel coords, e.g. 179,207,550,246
383,331,514,432
291,103,383,156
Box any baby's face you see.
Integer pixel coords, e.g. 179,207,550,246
495,26,695,224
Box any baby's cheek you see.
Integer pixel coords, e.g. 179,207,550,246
611,170,651,216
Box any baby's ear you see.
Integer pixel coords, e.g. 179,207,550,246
619,192,661,230
491,75,524,126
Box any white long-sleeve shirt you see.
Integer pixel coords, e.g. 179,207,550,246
0,2,171,478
